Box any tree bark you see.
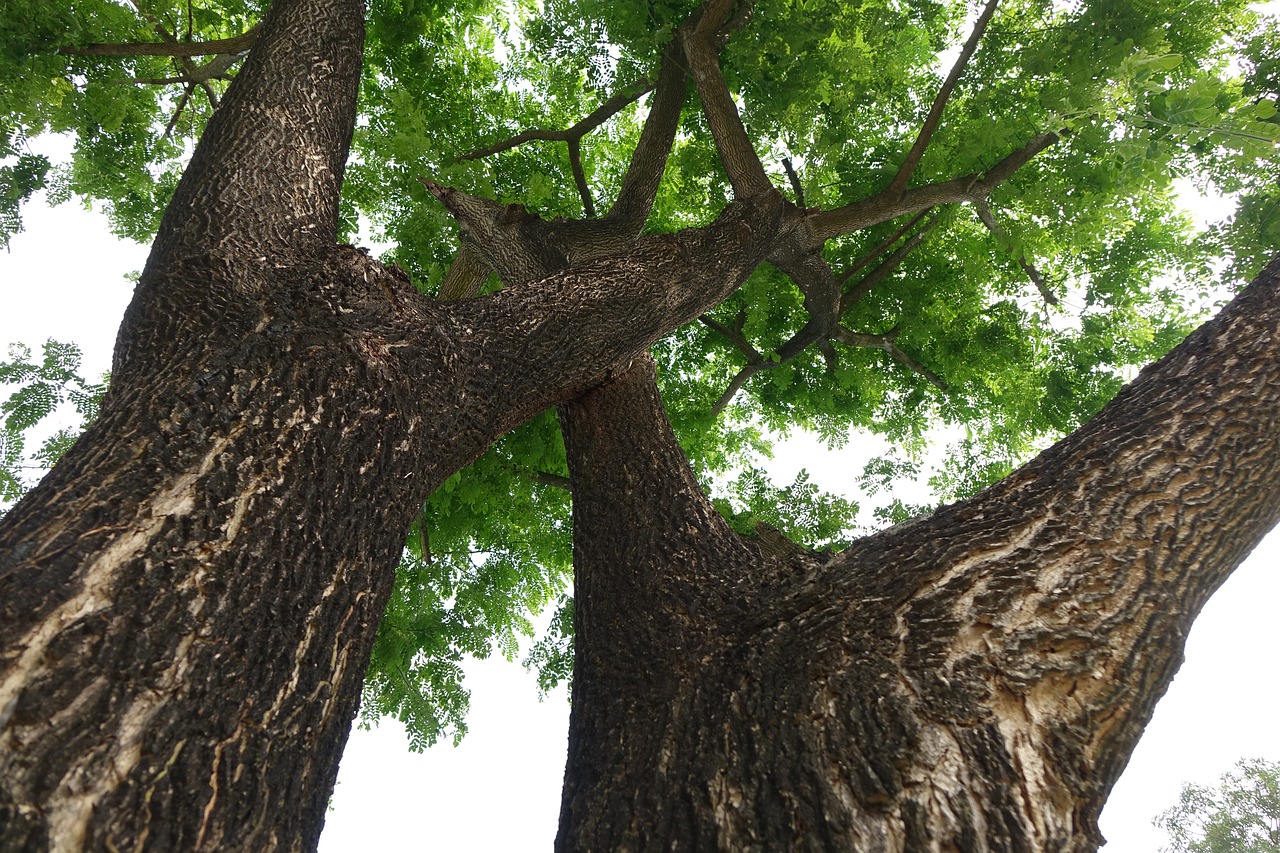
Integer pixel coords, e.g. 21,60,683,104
0,0,781,847
5,0,1280,848
556,257,1280,852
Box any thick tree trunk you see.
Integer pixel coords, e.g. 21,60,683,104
0,0,783,846
556,257,1280,852
5,0,1279,847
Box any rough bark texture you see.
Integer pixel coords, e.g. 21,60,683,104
555,259,1280,852
0,0,779,848
5,0,1280,849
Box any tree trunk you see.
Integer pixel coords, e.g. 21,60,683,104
556,257,1280,852
5,0,1280,847
0,0,781,847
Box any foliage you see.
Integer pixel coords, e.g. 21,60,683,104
1155,758,1280,853
0,340,107,511
3,0,1279,745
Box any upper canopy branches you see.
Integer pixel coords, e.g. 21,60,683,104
427,0,1069,417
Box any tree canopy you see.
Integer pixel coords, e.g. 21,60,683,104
1156,758,1280,853
3,0,1279,750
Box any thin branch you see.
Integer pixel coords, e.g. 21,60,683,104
976,130,1059,188
163,85,193,137
533,471,572,490
567,138,595,217
708,252,841,417
833,325,948,391
841,210,931,281
887,0,1000,200
711,362,767,417
768,249,842,359
699,312,763,362
817,339,839,374
972,199,1058,305
123,49,244,87
839,219,939,315
781,158,806,208
811,130,1060,239
454,79,655,163
60,24,261,58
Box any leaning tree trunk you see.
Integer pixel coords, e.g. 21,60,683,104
556,257,1280,852
0,0,783,847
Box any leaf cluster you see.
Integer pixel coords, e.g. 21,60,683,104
1156,758,1280,853
0,340,107,510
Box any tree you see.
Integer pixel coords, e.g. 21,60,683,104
1156,759,1280,853
1,0,1279,849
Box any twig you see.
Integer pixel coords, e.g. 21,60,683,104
782,158,806,208
887,0,1001,200
972,198,1058,305
533,471,571,490
833,325,948,391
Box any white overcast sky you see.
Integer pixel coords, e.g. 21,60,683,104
1,164,1277,850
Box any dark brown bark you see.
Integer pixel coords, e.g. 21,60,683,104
6,0,1279,848
0,202,783,850
0,0,782,846
556,259,1280,851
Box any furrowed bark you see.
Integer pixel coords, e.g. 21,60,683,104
0,184,785,851
556,257,1280,851
0,0,790,840
143,0,362,272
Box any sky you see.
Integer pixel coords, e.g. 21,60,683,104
1,174,1278,851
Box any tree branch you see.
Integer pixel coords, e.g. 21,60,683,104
147,0,365,263
707,252,841,416
833,325,948,391
711,361,767,417
839,218,939,315
123,50,245,87
811,131,1060,240
454,78,655,163
59,25,261,58
972,198,1058,305
533,471,572,490
566,138,596,217
781,158,806,208
680,18,774,199
419,179,569,284
841,210,931,281
699,310,762,362
606,40,688,229
886,0,1000,200
438,243,492,300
